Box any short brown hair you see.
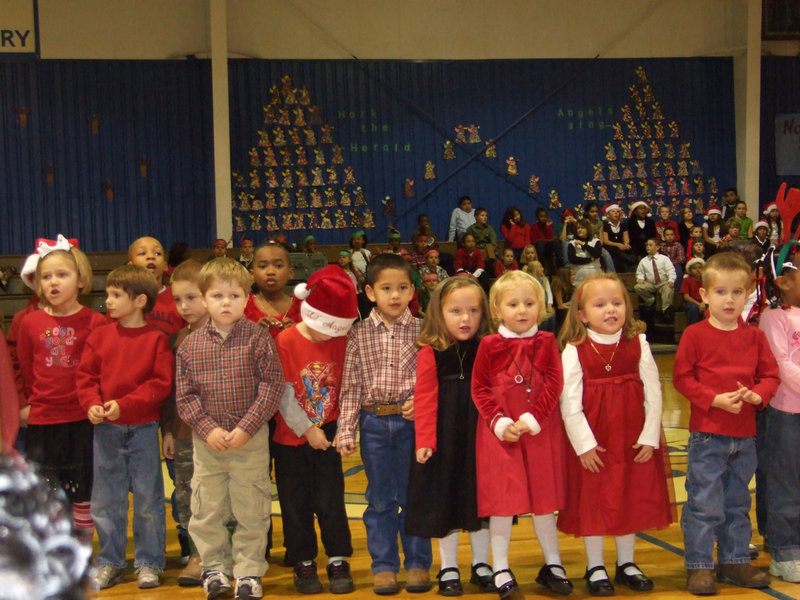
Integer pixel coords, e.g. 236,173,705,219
198,258,251,295
106,265,159,313
701,252,751,289
170,259,203,285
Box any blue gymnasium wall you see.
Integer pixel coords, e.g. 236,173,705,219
229,58,736,247
0,60,214,255
761,56,800,207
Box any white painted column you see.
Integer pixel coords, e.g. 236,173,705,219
210,0,232,242
743,0,762,213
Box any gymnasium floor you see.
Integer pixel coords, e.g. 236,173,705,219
93,351,800,600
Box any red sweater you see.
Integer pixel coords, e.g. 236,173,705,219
77,322,174,425
529,222,556,243
0,331,18,452
501,222,530,250
655,219,680,241
495,260,519,278
145,287,185,337
17,307,108,424
673,319,779,437
274,325,346,446
244,294,302,340
454,248,485,273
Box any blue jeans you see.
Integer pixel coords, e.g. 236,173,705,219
92,421,165,569
682,432,756,569
359,412,432,574
765,407,800,561
684,302,703,325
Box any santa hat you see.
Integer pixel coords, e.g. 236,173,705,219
560,208,575,220
763,203,778,215
705,205,722,219
294,265,358,337
685,257,705,272
602,203,621,219
629,200,650,216
20,235,79,290
754,220,769,232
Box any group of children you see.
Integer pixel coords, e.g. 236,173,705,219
4,208,799,600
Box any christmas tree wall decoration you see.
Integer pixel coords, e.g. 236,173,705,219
585,66,719,218
231,75,374,237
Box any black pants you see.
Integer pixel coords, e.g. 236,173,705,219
272,421,353,565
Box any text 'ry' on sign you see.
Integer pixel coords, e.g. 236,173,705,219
1,0,36,54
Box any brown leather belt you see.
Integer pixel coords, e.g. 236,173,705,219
362,402,403,416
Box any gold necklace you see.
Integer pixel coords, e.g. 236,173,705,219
454,343,465,380
588,337,621,372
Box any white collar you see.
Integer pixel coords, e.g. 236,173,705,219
586,328,622,344
498,323,538,338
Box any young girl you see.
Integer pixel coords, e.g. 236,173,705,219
528,260,556,332
520,244,539,275
16,235,107,540
500,206,530,261
627,201,657,259
551,267,574,332
568,219,603,286
420,249,449,281
338,250,363,291
702,206,724,255
764,202,784,245
245,241,302,338
406,277,495,595
601,204,637,273
494,248,519,278
677,206,697,249
557,273,673,595
349,230,372,275
758,242,800,583
472,271,571,599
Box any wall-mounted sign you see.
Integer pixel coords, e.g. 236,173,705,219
776,114,800,176
1,0,36,54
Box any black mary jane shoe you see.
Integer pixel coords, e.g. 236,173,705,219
470,563,497,593
437,568,463,597
494,569,524,600
584,566,615,597
613,562,653,592
535,564,573,595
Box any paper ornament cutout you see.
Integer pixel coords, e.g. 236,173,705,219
548,189,561,210
403,178,415,198
443,140,456,160
506,156,518,176
424,161,436,180
454,125,466,143
467,124,481,143
485,139,497,158
528,174,540,194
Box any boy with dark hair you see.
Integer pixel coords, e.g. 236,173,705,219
176,258,286,600
674,252,780,595
448,195,476,242
337,253,432,595
77,264,174,589
128,236,184,336
466,207,498,260
721,187,740,221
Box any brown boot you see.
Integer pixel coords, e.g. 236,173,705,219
177,553,203,587
374,571,399,595
717,563,770,588
406,568,432,593
687,569,717,595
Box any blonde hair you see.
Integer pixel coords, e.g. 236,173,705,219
417,277,492,351
520,244,538,266
489,270,546,327
198,258,251,295
557,272,644,350
701,252,751,289
35,248,94,301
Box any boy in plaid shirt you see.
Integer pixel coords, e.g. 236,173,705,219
336,254,433,595
176,258,285,600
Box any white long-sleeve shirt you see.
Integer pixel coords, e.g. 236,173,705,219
636,252,676,284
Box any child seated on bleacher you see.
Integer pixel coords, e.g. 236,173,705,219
680,257,705,325
634,238,676,321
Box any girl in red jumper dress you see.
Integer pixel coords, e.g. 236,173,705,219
245,241,301,339
472,271,570,600
407,277,495,596
558,273,673,596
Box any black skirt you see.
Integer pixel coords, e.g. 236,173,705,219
25,420,94,503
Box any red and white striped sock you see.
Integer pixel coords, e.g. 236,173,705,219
72,501,93,531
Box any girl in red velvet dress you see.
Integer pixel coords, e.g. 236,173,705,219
558,273,673,596
472,271,570,600
406,277,495,596
245,241,301,340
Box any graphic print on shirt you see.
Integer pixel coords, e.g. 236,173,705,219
298,361,337,424
790,329,800,365
40,326,78,368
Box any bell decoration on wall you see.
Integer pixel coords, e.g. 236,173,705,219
88,113,101,134
138,157,149,178
17,106,30,127
103,180,114,201
43,165,54,186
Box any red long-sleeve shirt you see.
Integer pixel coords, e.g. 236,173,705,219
501,222,530,250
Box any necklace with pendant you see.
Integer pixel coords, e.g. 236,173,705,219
454,343,465,380
588,337,620,372
501,336,536,396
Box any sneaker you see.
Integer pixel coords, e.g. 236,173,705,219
236,576,263,599
137,566,162,589
93,565,125,590
749,543,759,560
717,563,770,588
179,528,192,564
203,569,233,600
178,553,203,587
770,559,800,583
294,560,323,594
327,560,355,594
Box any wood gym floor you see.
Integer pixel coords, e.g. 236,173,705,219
91,352,800,600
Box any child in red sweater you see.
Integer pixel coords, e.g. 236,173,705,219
128,236,184,336
674,253,780,594
77,265,174,589
274,266,359,594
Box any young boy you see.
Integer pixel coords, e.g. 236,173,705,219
176,258,287,600
385,231,409,258
753,220,771,252
634,238,676,320
454,233,486,280
680,257,705,325
336,254,433,594
274,265,359,595
77,265,174,590
721,187,740,221
655,204,680,241
128,236,184,336
659,228,686,291
419,273,438,315
238,238,255,270
161,259,208,587
447,195,476,242
674,252,780,595
303,234,318,255
410,234,430,273
731,201,754,239
467,207,498,260
212,238,229,259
